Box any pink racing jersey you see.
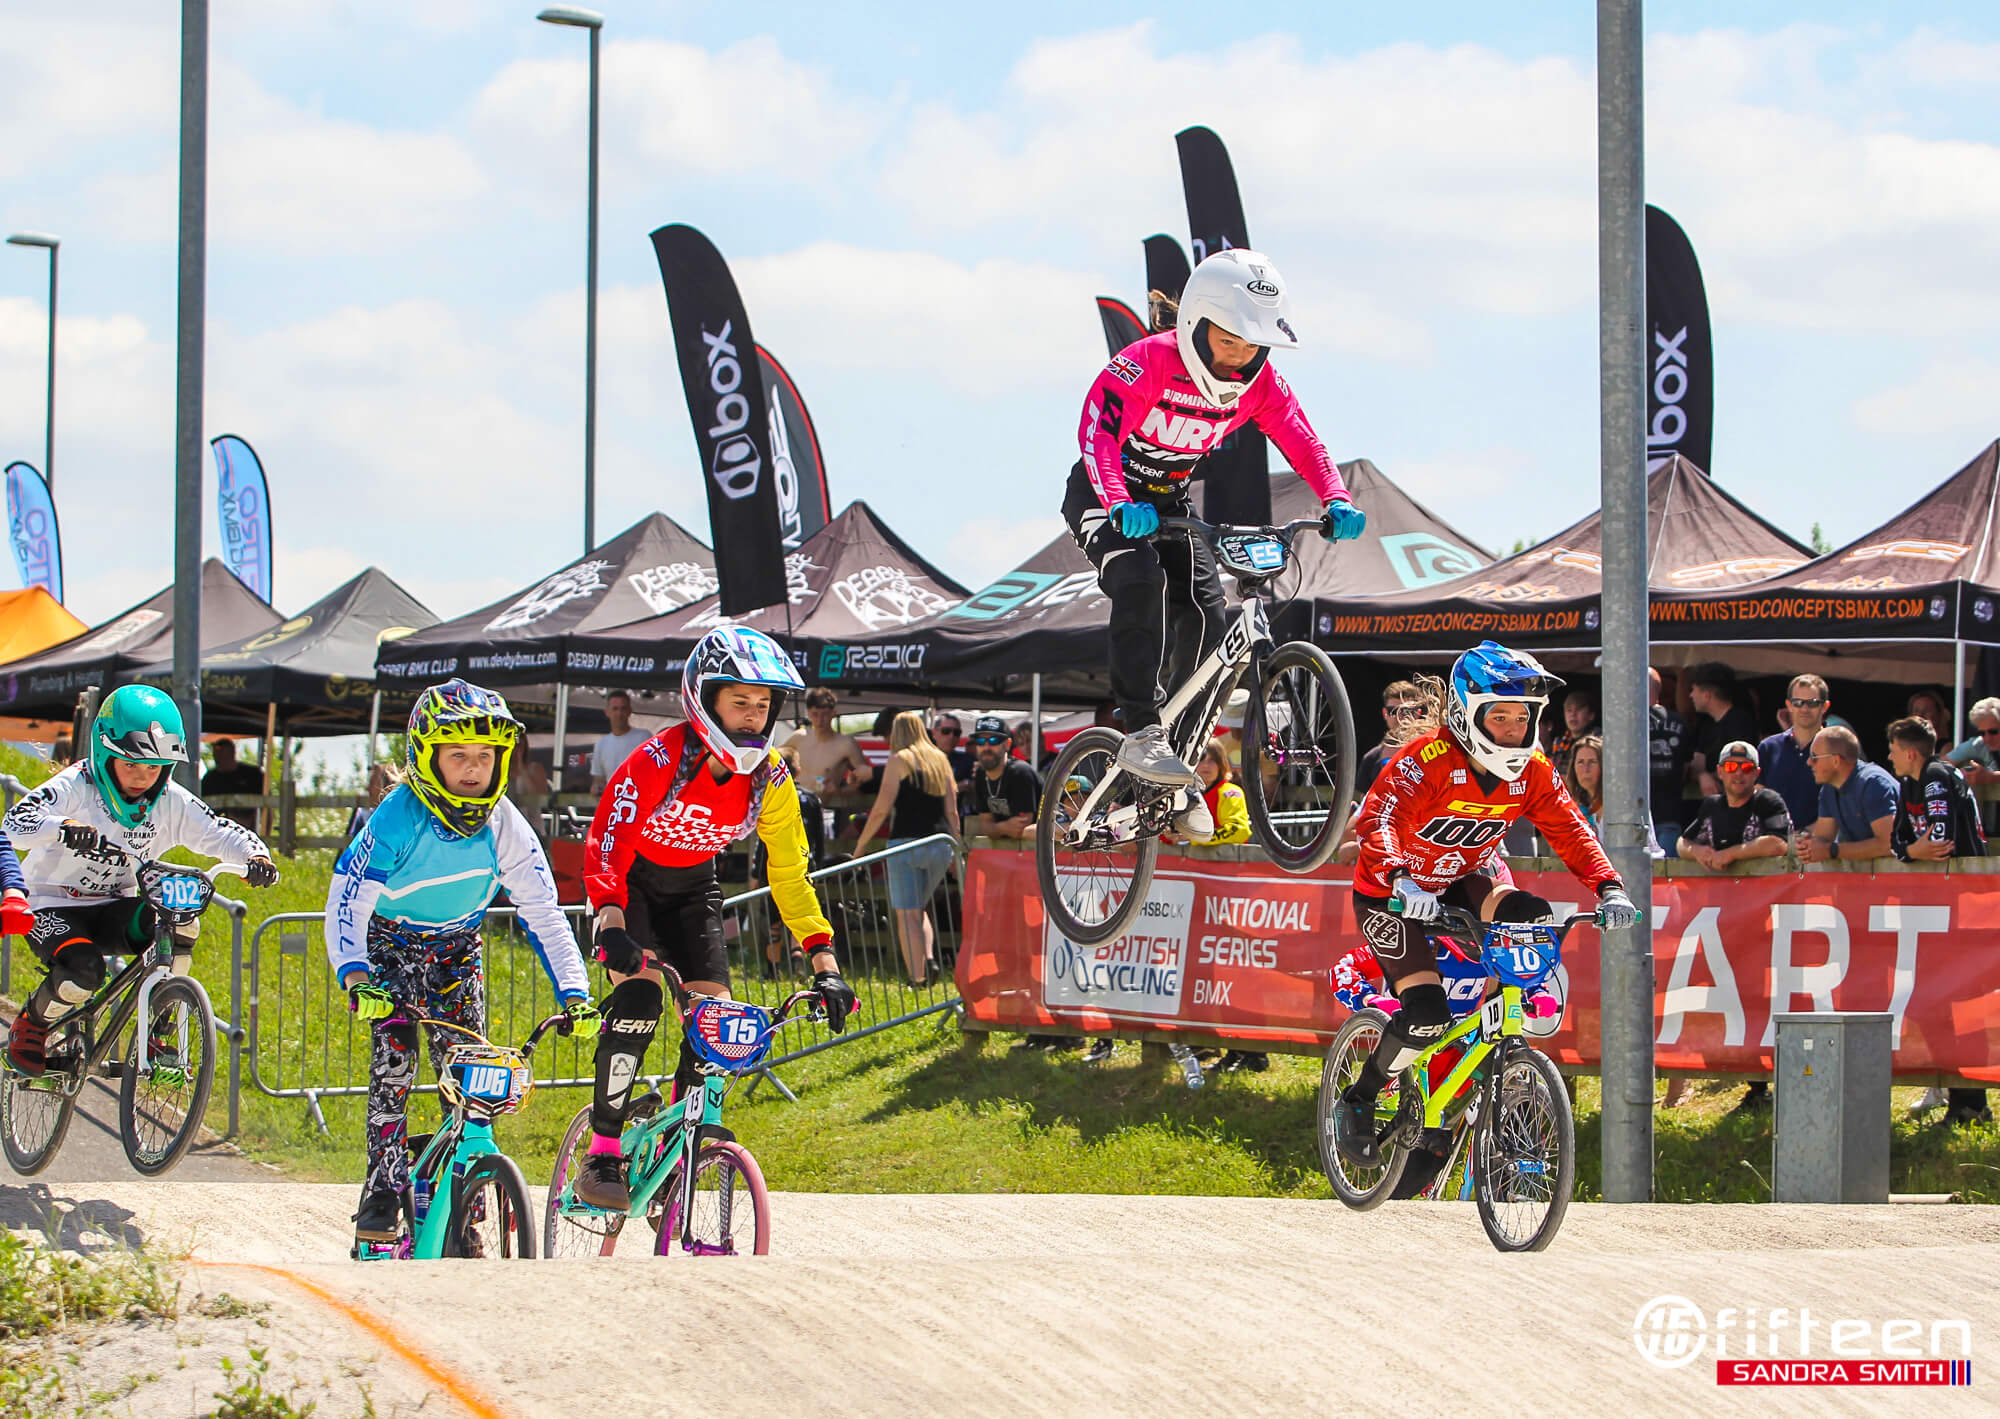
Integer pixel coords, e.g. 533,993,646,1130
1076,331,1350,511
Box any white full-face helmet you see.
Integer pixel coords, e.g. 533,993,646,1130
683,627,805,775
1175,248,1301,408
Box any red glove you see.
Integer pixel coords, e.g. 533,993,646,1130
0,891,34,937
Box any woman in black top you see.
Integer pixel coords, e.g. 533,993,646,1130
854,711,960,981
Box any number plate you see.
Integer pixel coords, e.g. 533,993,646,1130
151,873,208,913
459,1062,517,1101
1479,994,1507,1039
687,999,775,1073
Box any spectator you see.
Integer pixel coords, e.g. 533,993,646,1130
962,715,1040,840
1180,739,1251,849
1907,688,1950,735
1796,725,1897,864
930,712,974,782
1649,668,1691,854
1563,734,1606,834
201,737,265,830
589,690,651,794
1353,681,1423,797
854,710,961,984
753,743,830,976
1549,688,1600,779
1010,720,1038,767
1678,740,1792,870
1759,674,1830,835
1946,695,2000,837
1686,662,1759,798
783,687,869,798
1887,715,1992,1126
347,761,398,839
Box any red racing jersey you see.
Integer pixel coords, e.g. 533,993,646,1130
584,724,831,949
1353,728,1617,899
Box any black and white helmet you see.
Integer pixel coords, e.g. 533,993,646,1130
682,628,805,775
1175,248,1300,408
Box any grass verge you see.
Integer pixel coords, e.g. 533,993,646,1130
0,1228,179,1419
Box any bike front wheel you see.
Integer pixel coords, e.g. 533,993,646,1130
1472,1044,1574,1252
658,1140,771,1257
118,976,218,1177
1243,640,1355,873
1317,1008,1408,1209
448,1152,536,1259
0,1021,82,1176
546,1103,624,1259
1036,726,1160,947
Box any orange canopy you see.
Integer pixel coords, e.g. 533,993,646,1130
0,587,85,664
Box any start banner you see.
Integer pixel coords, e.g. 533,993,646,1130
958,850,2000,1082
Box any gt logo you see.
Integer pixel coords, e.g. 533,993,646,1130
1445,800,1510,817
1420,741,1450,763
1415,816,1509,849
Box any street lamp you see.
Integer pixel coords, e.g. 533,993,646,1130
7,232,58,492
537,5,604,555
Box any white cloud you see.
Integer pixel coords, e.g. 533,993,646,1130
1851,358,2000,436
0,13,178,182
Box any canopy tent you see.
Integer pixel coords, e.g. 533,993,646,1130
1310,455,1811,656
127,567,438,735
0,560,282,719
0,588,85,664
823,458,1496,705
373,513,715,690
562,501,970,687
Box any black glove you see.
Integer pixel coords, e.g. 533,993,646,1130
60,822,101,854
595,925,644,976
812,969,858,1034
246,859,279,888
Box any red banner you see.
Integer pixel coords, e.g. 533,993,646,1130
957,850,2000,1082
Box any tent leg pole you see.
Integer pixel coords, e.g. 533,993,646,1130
1954,640,1967,743
261,701,277,839
366,689,382,766
551,683,570,836
1030,673,1041,767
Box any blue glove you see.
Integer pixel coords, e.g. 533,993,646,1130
1110,501,1160,539
1322,500,1366,542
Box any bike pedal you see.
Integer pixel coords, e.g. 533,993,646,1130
101,1061,124,1079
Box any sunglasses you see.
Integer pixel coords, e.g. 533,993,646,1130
935,726,961,737
1719,760,1758,773
1981,727,2000,739
1387,704,1423,718
970,735,1007,747
1787,697,1826,708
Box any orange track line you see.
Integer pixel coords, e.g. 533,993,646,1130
209,1262,513,1419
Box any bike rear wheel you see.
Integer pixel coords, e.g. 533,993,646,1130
448,1152,536,1259
118,976,217,1177
1317,1008,1409,1209
1,1020,82,1177
1036,726,1160,947
659,1140,771,1257
1472,1044,1574,1252
1243,641,1354,873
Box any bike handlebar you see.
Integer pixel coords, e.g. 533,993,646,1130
1156,514,1327,544
642,952,833,1029
1389,898,1601,946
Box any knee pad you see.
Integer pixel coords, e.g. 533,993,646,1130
40,945,106,1019
1099,542,1167,597
1493,890,1555,925
592,978,663,1132
1390,983,1454,1046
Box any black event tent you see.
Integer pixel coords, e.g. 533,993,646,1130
1312,455,1810,655
374,513,715,690
128,567,437,735
0,559,282,718
826,458,1493,703
563,501,969,687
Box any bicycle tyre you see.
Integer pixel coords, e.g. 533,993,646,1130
658,1139,771,1256
1317,1008,1409,1209
447,1151,536,1260
0,1024,82,1177
118,976,217,1177
1472,1044,1574,1252
545,1103,623,1259
1243,640,1355,873
1035,726,1159,947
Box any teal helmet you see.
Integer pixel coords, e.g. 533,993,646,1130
90,685,189,828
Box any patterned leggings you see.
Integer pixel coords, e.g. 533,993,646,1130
361,924,486,1199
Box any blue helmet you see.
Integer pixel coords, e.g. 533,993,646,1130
683,628,805,775
1446,640,1562,782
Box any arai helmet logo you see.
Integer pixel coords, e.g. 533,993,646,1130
701,319,760,501
1246,278,1280,299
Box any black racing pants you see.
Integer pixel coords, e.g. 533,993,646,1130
23,899,192,1024
1062,461,1227,732
618,856,733,1105
1351,868,1507,990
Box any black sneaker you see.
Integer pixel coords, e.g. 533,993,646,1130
1218,1050,1270,1073
1081,1038,1115,1065
353,1190,402,1242
1333,1089,1383,1169
1737,1081,1772,1111
572,1151,630,1211
6,1013,48,1077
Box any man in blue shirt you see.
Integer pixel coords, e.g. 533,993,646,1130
1795,725,1897,863
1759,673,1830,831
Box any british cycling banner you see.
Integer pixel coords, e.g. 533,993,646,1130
1645,204,1714,476
4,461,61,602
651,223,787,618
210,434,273,604
958,849,2000,1082
756,345,831,555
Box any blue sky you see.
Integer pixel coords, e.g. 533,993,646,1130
4,2,2000,626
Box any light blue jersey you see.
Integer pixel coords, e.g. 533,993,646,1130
325,785,589,1000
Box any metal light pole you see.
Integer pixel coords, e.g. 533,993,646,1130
1597,0,1655,1202
537,5,604,555
6,233,58,491
173,0,209,791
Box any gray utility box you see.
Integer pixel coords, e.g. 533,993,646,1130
1772,1012,1892,1204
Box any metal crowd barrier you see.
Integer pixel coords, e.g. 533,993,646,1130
243,834,968,1131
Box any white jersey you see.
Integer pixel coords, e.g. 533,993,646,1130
2,763,270,910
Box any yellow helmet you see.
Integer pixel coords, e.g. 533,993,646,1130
405,679,523,836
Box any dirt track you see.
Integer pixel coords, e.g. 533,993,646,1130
7,1181,1996,1418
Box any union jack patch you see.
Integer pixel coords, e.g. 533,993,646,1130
1109,355,1143,386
